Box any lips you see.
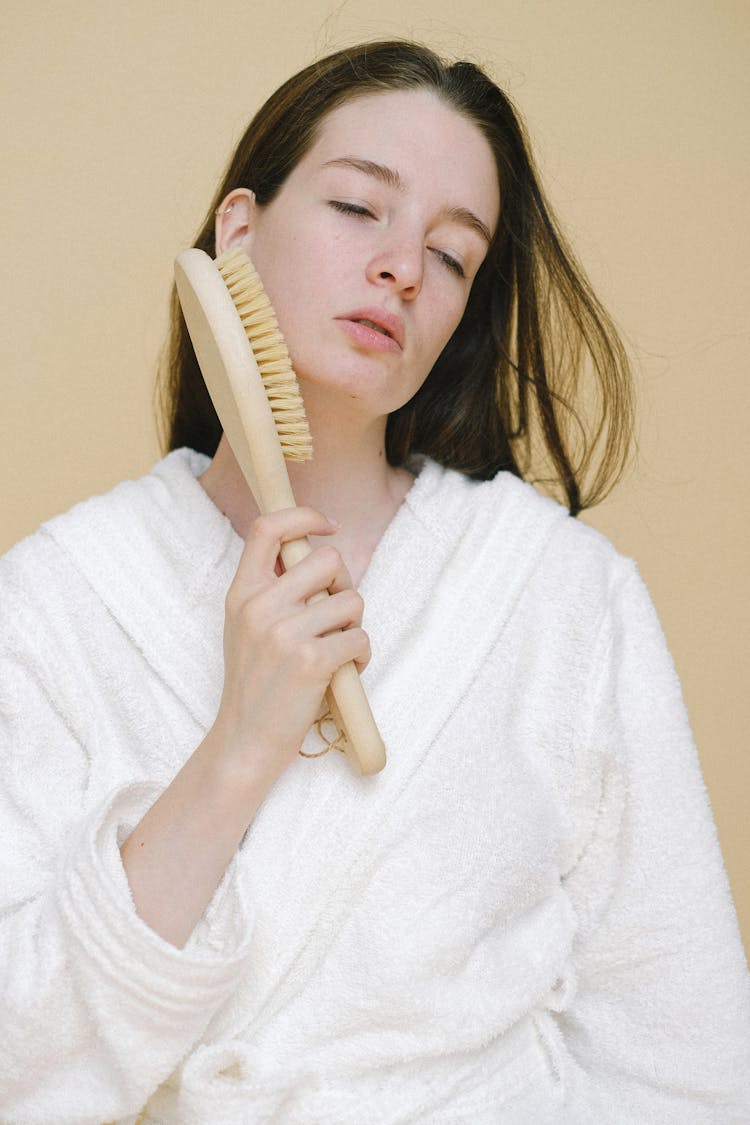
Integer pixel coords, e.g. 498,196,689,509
335,306,405,350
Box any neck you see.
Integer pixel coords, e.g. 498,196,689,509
199,405,414,587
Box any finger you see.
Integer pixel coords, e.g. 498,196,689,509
273,587,365,644
316,626,372,677
276,544,353,606
237,507,338,583
225,544,351,643
280,626,371,684
325,555,356,596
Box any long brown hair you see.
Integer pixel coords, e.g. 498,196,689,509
158,40,634,514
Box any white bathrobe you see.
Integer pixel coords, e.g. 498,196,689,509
0,448,748,1124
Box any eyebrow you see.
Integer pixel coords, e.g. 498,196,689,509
321,156,493,245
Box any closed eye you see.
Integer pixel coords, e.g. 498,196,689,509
329,200,375,219
330,200,466,279
432,249,465,279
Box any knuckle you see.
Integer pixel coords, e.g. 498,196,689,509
233,590,273,637
225,584,257,623
236,600,262,639
251,513,276,541
267,617,291,652
353,626,370,652
316,544,341,571
297,640,322,678
333,588,363,622
347,590,365,618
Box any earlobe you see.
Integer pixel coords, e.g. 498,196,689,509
214,188,256,256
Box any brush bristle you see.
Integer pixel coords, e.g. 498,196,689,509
216,247,313,461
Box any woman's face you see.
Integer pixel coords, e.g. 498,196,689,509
225,88,500,417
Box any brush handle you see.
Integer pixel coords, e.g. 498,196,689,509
260,474,386,777
174,248,386,776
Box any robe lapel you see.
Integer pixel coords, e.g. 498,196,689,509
47,454,568,1040
220,463,567,1037
44,451,238,732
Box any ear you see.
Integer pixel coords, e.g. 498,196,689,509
214,188,257,256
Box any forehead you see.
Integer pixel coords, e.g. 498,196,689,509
302,88,500,223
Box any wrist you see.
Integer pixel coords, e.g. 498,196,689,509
200,719,289,813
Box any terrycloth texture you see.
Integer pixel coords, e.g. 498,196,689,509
0,448,748,1124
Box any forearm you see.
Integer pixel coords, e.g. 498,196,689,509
120,725,278,948
120,506,369,948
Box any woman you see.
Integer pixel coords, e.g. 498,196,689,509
1,40,748,1124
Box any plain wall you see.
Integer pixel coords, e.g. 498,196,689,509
3,1,748,951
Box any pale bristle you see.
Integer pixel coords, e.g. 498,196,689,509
216,247,312,461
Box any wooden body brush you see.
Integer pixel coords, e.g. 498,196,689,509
174,246,386,776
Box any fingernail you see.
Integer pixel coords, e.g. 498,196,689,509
326,516,341,528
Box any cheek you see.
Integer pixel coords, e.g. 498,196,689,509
249,246,314,351
423,293,469,363
260,265,334,379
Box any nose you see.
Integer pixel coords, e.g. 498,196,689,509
366,238,423,299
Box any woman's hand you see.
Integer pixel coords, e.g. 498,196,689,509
121,506,369,947
213,505,370,783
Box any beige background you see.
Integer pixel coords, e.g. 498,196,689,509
3,2,748,951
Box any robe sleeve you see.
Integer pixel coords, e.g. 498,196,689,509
0,592,254,1124
555,562,750,1122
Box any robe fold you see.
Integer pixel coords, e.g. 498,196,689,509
1,448,748,1123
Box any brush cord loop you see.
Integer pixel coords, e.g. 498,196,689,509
299,709,349,758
